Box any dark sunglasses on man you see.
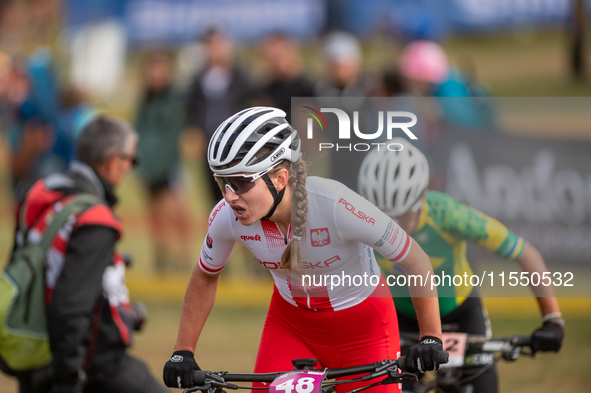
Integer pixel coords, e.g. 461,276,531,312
120,153,140,168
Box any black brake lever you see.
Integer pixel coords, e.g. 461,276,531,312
183,383,212,393
502,346,522,361
189,380,239,392
360,361,398,381
383,370,418,384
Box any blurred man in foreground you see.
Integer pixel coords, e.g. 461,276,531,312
6,116,167,393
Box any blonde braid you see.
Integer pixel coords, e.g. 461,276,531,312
280,158,308,271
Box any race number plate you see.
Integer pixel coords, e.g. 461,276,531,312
440,332,468,368
270,370,327,393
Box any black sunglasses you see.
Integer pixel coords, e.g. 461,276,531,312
120,154,140,168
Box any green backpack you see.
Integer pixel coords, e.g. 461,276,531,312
0,193,100,371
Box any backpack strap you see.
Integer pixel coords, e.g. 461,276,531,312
18,199,31,236
38,194,103,251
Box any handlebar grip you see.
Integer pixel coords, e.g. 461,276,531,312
398,351,449,372
512,335,532,347
192,370,208,386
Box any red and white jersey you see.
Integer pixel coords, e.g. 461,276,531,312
200,177,411,311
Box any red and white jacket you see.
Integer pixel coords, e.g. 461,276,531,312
14,161,133,385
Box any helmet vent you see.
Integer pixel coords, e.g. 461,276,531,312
392,190,398,207
244,109,273,125
404,189,412,204
289,136,300,150
257,125,275,135
221,144,232,161
214,121,234,158
394,164,400,180
248,149,274,166
409,165,416,178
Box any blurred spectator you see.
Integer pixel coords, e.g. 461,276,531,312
185,28,253,205
375,68,440,149
134,52,192,272
55,86,98,168
0,51,11,97
399,40,497,128
256,32,315,121
315,31,377,190
1,58,55,201
315,31,373,97
378,68,406,97
1,49,97,202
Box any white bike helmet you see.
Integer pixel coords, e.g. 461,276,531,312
208,106,301,176
358,138,429,217
207,107,301,220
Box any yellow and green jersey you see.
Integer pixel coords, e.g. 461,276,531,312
379,191,525,319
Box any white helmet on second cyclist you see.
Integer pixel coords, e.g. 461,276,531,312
358,138,429,217
208,107,301,176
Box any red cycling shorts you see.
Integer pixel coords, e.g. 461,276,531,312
253,277,401,393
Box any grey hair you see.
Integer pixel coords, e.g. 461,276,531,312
76,115,137,168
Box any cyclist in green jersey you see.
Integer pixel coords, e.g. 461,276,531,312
357,138,564,393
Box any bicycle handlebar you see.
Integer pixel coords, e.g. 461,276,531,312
400,333,532,349
510,335,532,347
192,351,449,387
193,371,281,385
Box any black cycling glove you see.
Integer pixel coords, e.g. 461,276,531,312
405,336,443,373
531,321,564,353
163,350,201,389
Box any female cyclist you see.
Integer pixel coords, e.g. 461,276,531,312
163,107,446,392
357,138,564,393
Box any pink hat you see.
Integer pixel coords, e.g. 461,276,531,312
400,40,449,84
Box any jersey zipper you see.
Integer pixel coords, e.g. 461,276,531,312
273,222,291,245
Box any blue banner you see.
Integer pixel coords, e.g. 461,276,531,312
64,0,325,45
63,0,590,44
335,0,586,39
